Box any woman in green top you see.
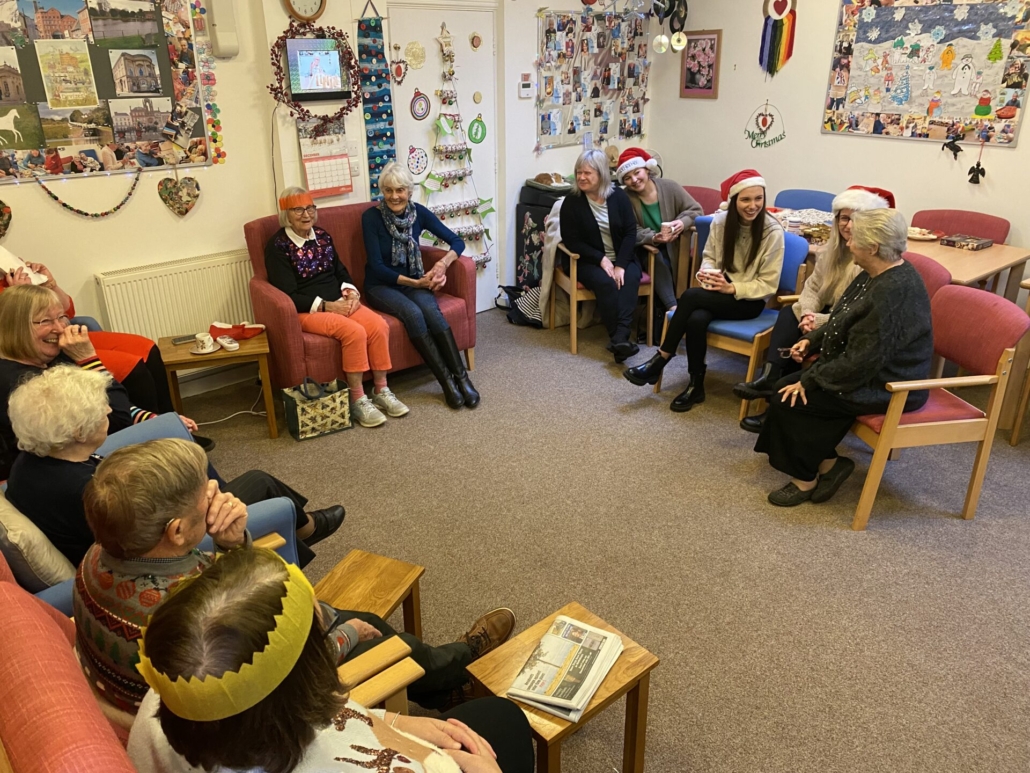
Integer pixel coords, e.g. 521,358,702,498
616,148,703,326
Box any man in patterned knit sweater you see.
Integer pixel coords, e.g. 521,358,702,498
73,438,516,714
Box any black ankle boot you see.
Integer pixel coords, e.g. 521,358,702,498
623,352,671,386
732,362,780,401
670,367,706,412
411,333,465,409
434,330,480,408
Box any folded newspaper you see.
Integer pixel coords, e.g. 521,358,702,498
506,616,623,722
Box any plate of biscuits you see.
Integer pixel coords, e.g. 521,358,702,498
908,227,943,241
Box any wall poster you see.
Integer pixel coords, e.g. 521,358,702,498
537,10,651,150
822,0,1029,147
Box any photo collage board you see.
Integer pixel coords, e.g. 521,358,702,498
0,0,208,182
823,0,1030,146
537,10,651,149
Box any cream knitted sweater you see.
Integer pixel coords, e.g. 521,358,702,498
700,210,784,301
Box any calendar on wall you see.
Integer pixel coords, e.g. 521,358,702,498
298,115,354,197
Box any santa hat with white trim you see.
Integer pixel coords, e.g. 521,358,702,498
719,169,766,210
615,148,658,182
831,185,895,212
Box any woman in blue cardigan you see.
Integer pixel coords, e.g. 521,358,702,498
559,149,641,363
361,162,479,409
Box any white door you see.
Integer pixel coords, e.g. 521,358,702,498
388,5,498,312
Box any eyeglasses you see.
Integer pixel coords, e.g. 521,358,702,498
776,347,795,359
31,314,70,329
289,206,317,216
837,214,852,225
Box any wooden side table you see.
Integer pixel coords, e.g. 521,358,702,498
157,333,278,439
467,601,659,773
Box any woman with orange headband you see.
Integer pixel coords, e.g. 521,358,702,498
265,187,408,428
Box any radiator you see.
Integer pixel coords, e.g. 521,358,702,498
95,250,255,341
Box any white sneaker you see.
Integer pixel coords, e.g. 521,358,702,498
350,396,386,427
372,388,410,417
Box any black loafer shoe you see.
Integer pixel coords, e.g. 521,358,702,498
740,413,766,433
768,482,814,507
305,505,346,546
193,434,215,453
811,457,856,503
612,341,639,363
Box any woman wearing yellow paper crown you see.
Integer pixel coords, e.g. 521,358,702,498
129,548,535,773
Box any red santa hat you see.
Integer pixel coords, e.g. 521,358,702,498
832,185,895,212
719,169,766,209
615,148,658,182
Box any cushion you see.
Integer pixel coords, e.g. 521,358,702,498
708,309,779,342
0,584,135,773
855,389,985,434
0,490,75,593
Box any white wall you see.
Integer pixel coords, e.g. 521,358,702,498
2,0,277,319
649,0,1030,260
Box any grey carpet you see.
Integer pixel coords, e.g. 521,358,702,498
184,310,1030,773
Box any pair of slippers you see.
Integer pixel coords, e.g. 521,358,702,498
209,321,265,341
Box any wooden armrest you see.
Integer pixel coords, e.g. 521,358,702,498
557,243,578,260
349,657,425,708
253,532,286,551
337,635,411,691
641,244,659,254
776,294,800,304
886,374,998,393
1020,277,1029,290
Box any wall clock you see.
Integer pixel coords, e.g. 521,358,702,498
284,0,326,23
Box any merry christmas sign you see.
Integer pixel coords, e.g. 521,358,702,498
822,0,1029,147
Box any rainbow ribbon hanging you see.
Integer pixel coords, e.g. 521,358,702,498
759,0,796,77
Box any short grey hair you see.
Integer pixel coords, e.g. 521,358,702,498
9,365,112,456
571,149,613,200
850,208,908,263
277,185,309,228
378,161,415,195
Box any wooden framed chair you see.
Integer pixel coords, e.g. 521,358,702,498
548,244,655,354
849,285,1030,531
655,230,810,421
1009,277,1030,446
341,636,425,716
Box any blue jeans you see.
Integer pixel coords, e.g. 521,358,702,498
364,283,449,338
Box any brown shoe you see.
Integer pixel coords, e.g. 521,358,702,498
458,608,516,660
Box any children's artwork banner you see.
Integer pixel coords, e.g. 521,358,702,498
822,0,1029,147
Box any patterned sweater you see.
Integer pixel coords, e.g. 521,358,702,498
73,542,358,713
264,226,356,314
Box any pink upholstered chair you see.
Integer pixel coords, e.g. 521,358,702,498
910,209,1010,244
849,285,1030,530
243,203,477,391
683,185,722,216
902,251,952,299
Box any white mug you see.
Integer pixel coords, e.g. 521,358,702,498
195,332,215,350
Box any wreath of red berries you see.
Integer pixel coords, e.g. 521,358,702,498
267,20,362,138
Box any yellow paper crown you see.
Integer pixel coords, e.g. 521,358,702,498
137,557,315,722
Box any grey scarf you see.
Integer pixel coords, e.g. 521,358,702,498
377,201,423,277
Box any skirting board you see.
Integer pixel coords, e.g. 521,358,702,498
178,362,259,399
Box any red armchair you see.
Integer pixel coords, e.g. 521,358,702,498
243,202,477,390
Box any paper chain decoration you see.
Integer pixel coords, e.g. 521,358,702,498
35,171,142,218
428,197,495,220
423,223,488,242
268,20,362,138
435,89,459,106
434,142,469,160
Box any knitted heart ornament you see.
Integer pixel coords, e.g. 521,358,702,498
157,177,201,217
0,201,10,238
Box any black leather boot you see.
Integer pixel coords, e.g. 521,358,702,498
740,411,766,433
670,367,706,412
732,362,780,401
411,333,464,409
434,329,480,408
623,351,671,386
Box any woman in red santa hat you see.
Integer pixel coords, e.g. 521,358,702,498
616,147,703,336
559,148,644,362
624,169,783,412
733,185,895,433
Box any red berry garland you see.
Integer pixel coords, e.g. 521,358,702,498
267,20,362,138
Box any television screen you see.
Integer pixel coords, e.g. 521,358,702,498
285,39,351,102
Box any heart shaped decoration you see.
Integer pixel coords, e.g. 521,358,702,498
157,177,201,217
0,200,11,239
756,111,775,134
773,0,788,15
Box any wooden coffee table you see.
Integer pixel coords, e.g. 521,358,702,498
157,333,278,439
467,601,659,773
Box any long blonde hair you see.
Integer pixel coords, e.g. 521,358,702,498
819,218,858,305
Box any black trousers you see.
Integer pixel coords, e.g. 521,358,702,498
223,470,315,567
565,256,641,344
342,610,473,710
442,697,535,773
660,288,766,372
119,346,174,414
753,374,864,481
763,306,804,377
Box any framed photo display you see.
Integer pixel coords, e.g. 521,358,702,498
680,30,721,99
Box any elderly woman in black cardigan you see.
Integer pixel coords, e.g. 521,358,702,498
755,208,933,507
559,148,641,362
